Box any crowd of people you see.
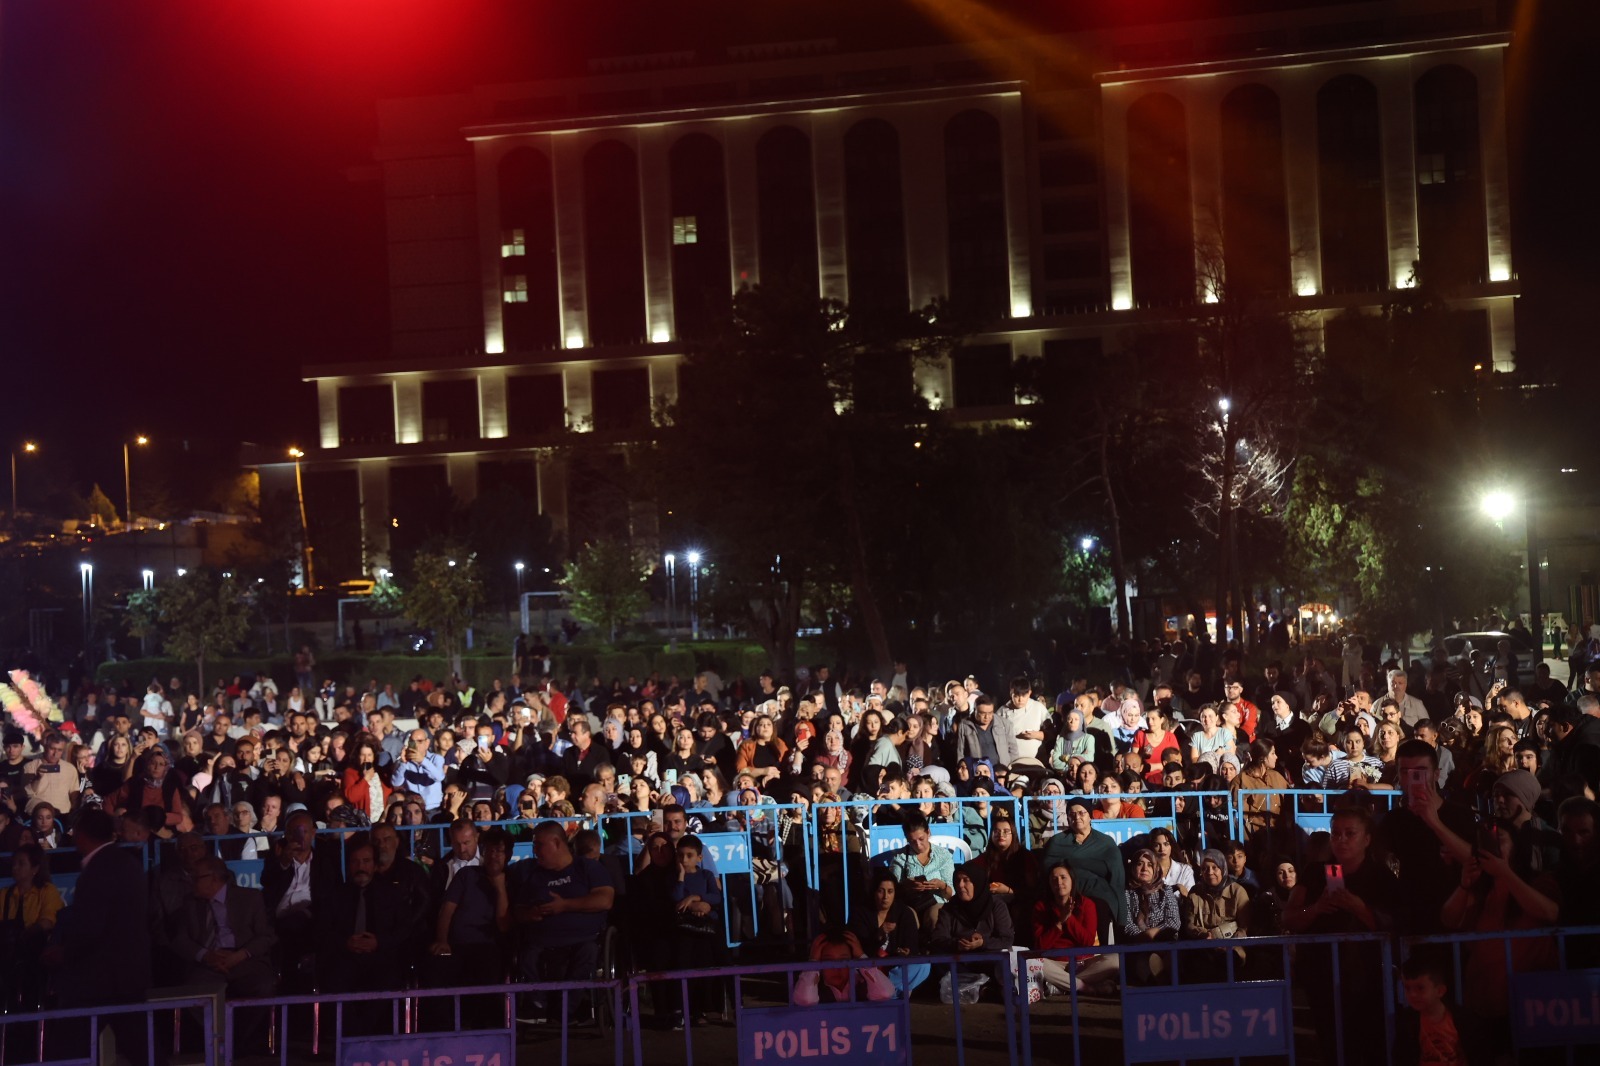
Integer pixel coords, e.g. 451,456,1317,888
2,632,1598,1061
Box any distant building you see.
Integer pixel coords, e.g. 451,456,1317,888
256,0,1518,577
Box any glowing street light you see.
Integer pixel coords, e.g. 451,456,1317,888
1080,536,1096,552
141,568,154,591
11,441,38,519
79,562,94,654
514,560,525,600
686,551,703,641
1480,489,1516,522
664,553,678,650
123,435,148,526
288,446,315,591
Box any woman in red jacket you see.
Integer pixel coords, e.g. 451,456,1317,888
1031,864,1119,995
341,734,393,822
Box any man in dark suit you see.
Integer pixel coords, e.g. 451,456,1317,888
168,856,278,998
318,837,411,993
45,809,151,1065
261,810,341,992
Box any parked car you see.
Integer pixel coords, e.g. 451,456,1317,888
1439,630,1540,689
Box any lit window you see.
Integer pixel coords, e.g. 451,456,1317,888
1417,153,1447,186
672,216,698,245
502,275,528,303
501,228,526,258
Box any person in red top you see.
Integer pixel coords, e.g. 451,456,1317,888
1221,681,1260,743
1031,864,1119,994
1134,705,1182,776
341,735,393,822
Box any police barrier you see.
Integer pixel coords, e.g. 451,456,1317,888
0,995,217,1066
1007,933,1395,1066
626,953,1016,1066
1405,925,1600,1066
1228,787,1401,844
224,980,625,1066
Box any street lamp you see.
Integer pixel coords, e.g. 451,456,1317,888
79,562,94,658
664,552,677,650
10,441,38,520
1479,487,1544,656
289,446,315,591
141,568,154,591
176,568,187,577
686,550,702,641
123,435,148,526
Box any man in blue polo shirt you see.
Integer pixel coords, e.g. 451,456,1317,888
510,820,615,1026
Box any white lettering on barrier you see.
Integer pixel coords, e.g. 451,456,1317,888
1134,1006,1254,1043
751,1020,867,1059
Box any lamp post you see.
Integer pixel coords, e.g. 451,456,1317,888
10,441,38,520
79,562,94,658
686,550,702,641
1480,488,1542,657
123,435,148,527
287,447,316,592
664,552,677,651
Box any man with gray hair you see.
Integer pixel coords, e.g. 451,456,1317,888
1387,670,1429,730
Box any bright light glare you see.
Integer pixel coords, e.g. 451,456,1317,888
177,568,187,577
80,563,92,574
142,569,153,579
664,553,675,566
514,561,525,572
23,442,37,453
686,551,702,566
288,447,304,458
135,435,149,446
1480,490,1516,521
1218,398,1231,414
1080,536,1095,551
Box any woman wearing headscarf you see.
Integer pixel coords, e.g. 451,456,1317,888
1039,799,1127,945
931,863,1015,993
1048,708,1094,775
1122,848,1181,985
1032,863,1119,994
1181,848,1252,982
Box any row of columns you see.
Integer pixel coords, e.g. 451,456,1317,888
1101,47,1512,331
474,90,1034,355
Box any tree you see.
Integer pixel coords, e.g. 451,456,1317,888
400,543,483,676
649,279,959,677
85,483,118,529
128,569,253,694
559,539,649,644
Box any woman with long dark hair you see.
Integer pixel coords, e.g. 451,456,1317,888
850,870,929,997
342,734,393,823
1033,864,1119,994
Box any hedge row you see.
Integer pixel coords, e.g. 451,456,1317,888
95,642,811,697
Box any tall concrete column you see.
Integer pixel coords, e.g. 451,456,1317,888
479,370,508,439
997,97,1034,318
446,454,478,505
1378,66,1419,289
358,461,391,574
649,357,680,422
811,112,849,304
724,122,761,290
537,453,570,538
563,364,594,432
900,114,949,310
474,141,508,355
637,126,677,342
317,379,341,449
552,134,589,348
1010,334,1041,404
393,379,422,445
1100,90,1134,310
1280,73,1323,296
1470,52,1513,282
1488,298,1516,373
1187,83,1225,299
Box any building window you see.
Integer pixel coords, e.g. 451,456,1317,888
672,216,698,245
1417,152,1447,185
501,227,526,257
503,275,529,303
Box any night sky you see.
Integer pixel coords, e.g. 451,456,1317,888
0,0,1591,501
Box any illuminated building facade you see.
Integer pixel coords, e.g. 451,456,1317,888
258,0,1518,576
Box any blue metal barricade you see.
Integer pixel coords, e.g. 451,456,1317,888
1229,787,1401,843
1008,932,1395,1066
0,995,217,1066
626,952,1017,1066
225,980,625,1066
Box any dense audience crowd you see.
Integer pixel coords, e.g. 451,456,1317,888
2,630,1598,1060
